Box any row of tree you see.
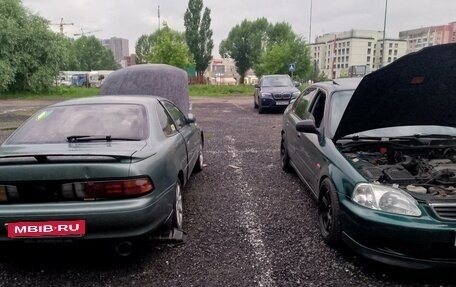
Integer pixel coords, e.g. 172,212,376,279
136,1,313,84
0,0,118,93
2,0,315,92
220,18,312,83
136,0,213,83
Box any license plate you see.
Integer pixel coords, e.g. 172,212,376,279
7,220,86,238
275,100,290,106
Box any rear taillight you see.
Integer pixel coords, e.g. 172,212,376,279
62,178,154,200
0,185,18,202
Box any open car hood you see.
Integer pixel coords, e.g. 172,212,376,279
333,43,456,141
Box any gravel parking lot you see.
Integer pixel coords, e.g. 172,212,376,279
0,97,454,286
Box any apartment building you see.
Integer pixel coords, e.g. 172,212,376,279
311,30,406,79
399,22,456,53
101,37,129,63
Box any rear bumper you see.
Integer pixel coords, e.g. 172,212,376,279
0,185,174,241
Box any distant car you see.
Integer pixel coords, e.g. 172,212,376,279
281,43,456,269
0,96,204,253
254,74,300,114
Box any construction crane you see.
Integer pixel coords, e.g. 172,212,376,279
51,18,74,35
74,28,102,37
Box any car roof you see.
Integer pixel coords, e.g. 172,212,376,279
50,95,168,107
312,77,362,92
262,74,290,78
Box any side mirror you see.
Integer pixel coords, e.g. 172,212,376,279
296,120,319,134
187,113,196,123
294,81,301,87
254,84,260,89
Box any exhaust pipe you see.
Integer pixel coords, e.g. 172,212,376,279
115,241,134,257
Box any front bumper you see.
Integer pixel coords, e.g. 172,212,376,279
340,197,456,269
260,97,291,109
0,185,174,242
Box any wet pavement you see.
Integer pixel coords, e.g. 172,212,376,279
0,97,454,286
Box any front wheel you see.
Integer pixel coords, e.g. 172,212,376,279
172,181,183,230
318,178,341,246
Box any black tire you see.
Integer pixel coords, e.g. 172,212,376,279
193,144,204,172
280,134,292,172
171,181,183,230
258,104,265,114
318,178,342,246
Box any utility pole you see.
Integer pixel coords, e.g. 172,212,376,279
158,5,161,31
381,0,388,68
309,0,313,44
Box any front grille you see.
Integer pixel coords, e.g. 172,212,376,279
430,203,456,220
272,93,291,100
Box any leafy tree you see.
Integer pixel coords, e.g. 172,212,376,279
135,34,155,64
0,0,69,92
254,37,312,79
219,18,268,83
73,36,118,71
220,19,303,83
184,0,213,82
144,26,194,69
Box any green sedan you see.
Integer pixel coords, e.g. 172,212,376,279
281,43,456,269
0,96,203,252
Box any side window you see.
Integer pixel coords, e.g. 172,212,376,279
293,87,316,119
162,101,187,130
309,91,326,128
156,104,177,136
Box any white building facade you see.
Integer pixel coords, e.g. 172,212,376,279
311,30,407,79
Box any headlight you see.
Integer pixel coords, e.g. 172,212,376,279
352,183,421,217
261,92,272,98
292,91,300,98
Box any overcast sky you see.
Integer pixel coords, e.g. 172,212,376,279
23,0,456,57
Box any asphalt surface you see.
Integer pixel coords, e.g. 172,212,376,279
0,97,455,286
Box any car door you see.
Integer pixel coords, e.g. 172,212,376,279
294,89,327,194
161,101,200,178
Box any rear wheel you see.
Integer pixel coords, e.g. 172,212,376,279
172,181,183,230
193,144,204,172
280,134,291,172
318,178,341,246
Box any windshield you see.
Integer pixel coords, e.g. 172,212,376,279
5,104,149,144
329,90,355,137
261,76,294,87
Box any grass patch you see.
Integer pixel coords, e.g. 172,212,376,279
0,87,100,100
189,84,254,97
0,85,255,99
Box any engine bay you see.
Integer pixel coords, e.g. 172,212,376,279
342,141,456,198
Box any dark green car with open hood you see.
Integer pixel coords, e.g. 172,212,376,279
0,96,203,254
281,43,456,269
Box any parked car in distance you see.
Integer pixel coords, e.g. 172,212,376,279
0,96,204,254
254,74,300,114
281,43,456,269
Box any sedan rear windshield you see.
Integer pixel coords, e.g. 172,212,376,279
5,104,149,144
